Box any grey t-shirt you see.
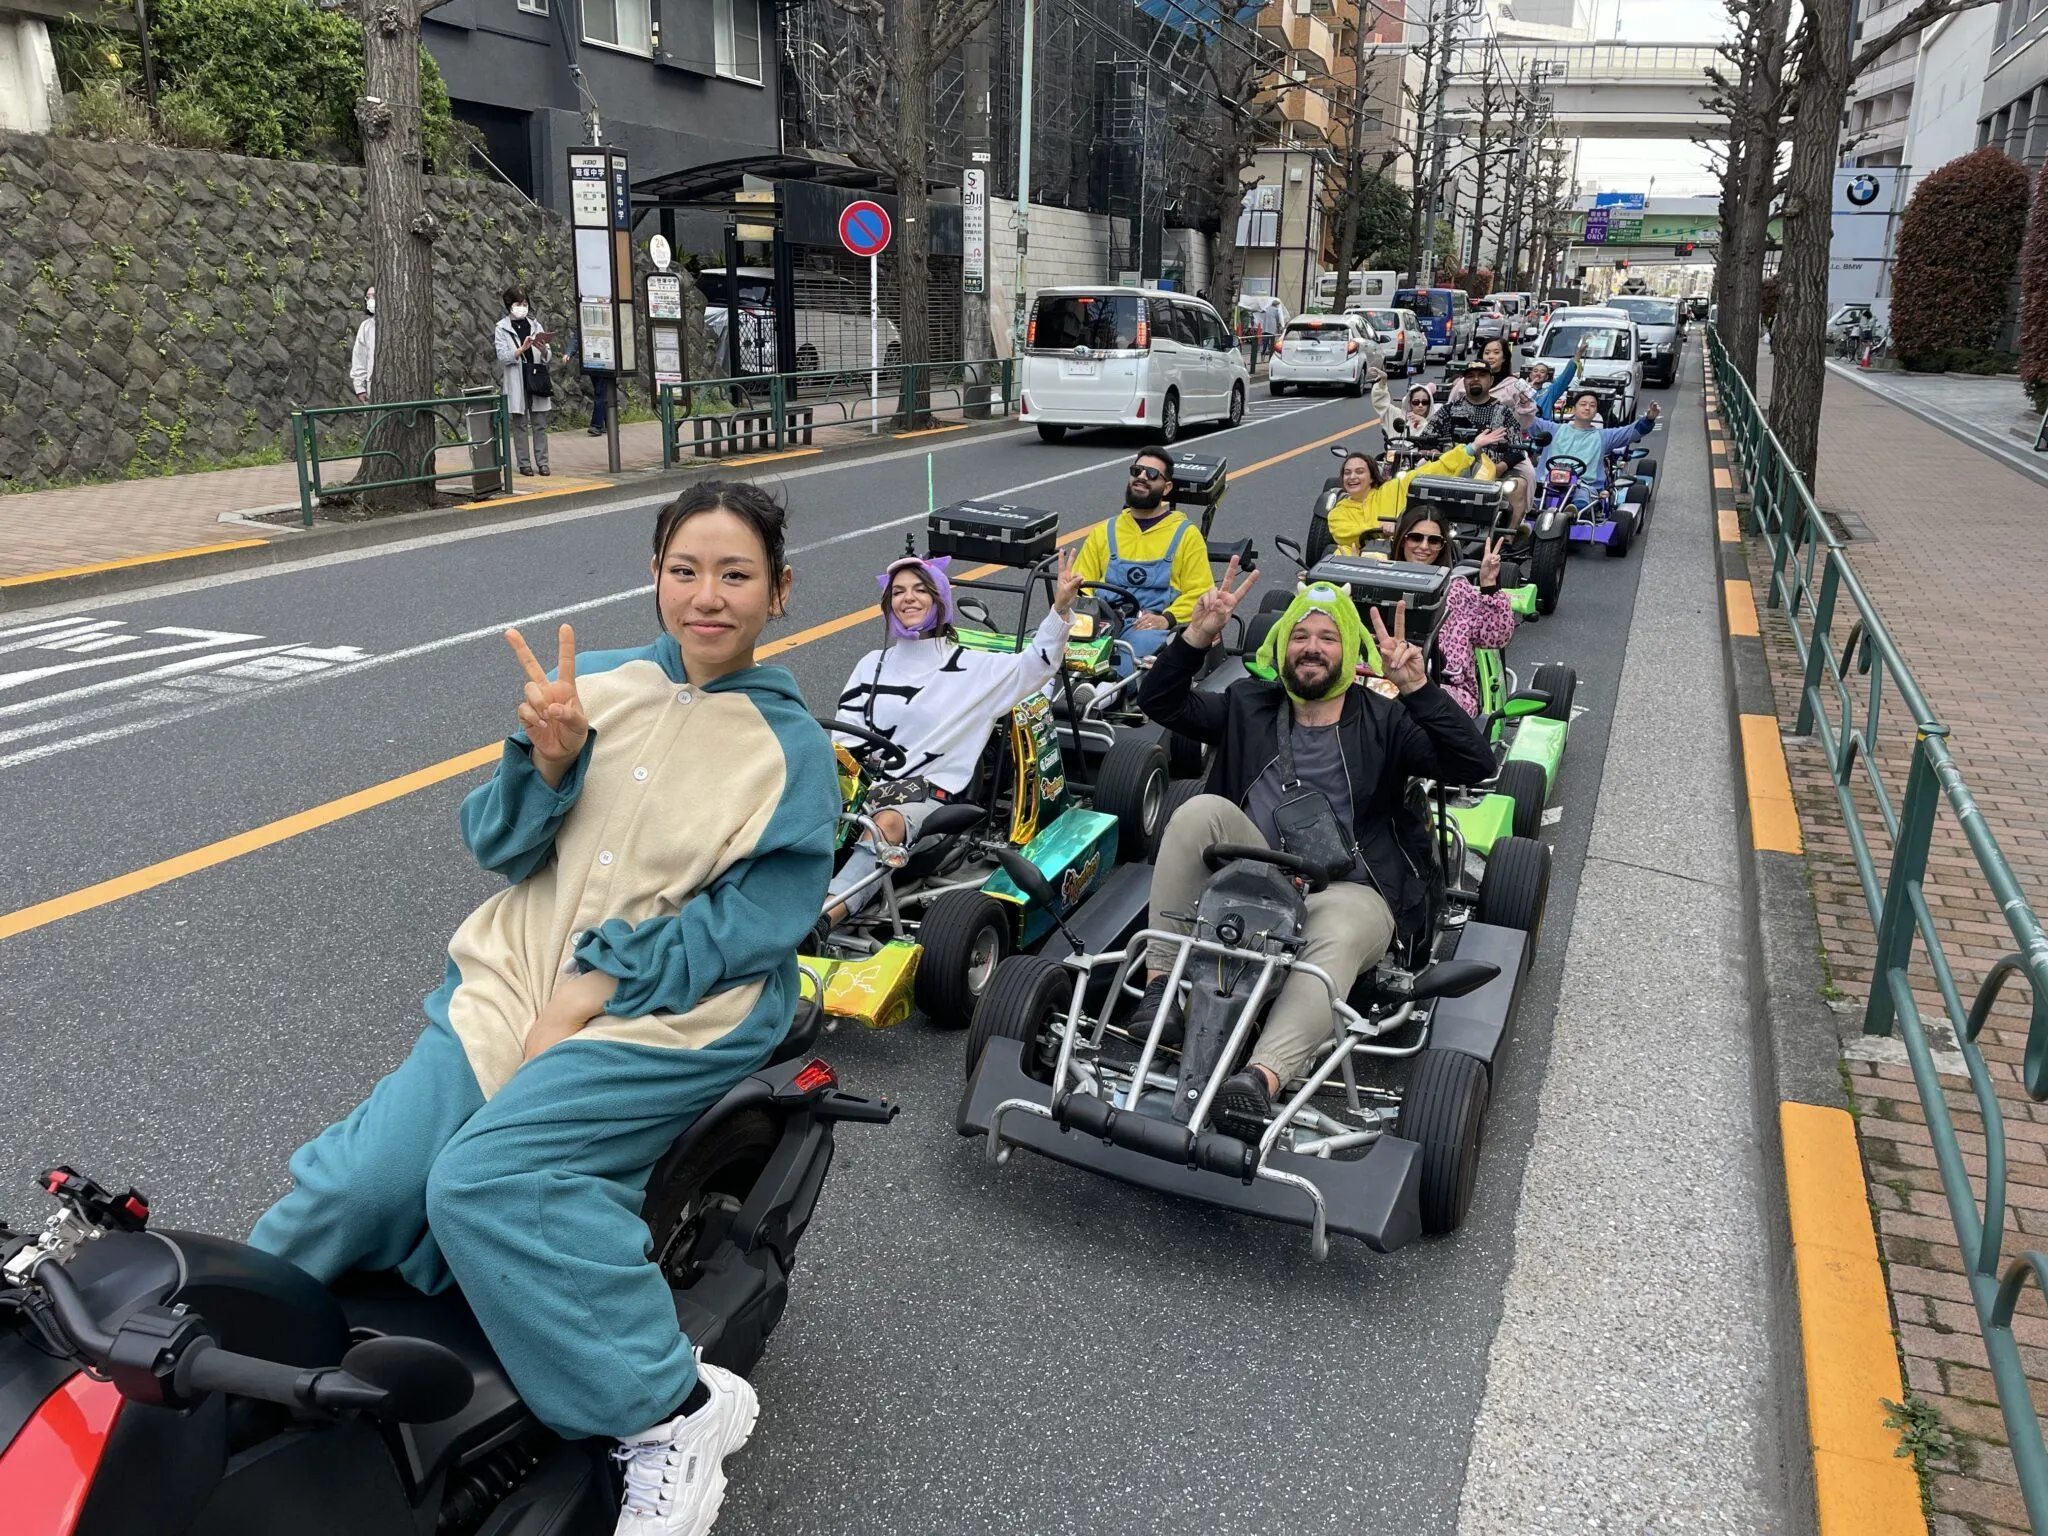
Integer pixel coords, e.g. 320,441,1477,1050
1245,718,1365,884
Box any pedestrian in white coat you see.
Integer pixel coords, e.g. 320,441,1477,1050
494,285,555,475
350,286,375,402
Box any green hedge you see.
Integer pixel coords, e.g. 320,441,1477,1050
2021,160,2048,413
1891,147,2030,363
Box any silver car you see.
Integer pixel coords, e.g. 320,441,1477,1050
1357,307,1428,376
1268,313,1380,397
1604,295,1681,388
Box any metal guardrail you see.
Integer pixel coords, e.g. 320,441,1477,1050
289,390,511,529
657,356,1016,468
1708,325,2048,1521
1451,41,1725,82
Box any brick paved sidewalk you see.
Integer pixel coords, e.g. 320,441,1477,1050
1749,366,2048,1535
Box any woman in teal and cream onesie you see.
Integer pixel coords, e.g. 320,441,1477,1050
251,481,839,1536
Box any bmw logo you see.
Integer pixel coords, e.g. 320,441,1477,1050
1847,174,1881,206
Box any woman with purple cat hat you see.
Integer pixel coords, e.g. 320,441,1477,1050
821,548,1085,922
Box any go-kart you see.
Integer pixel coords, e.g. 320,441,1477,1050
802,512,1173,1033
956,724,1554,1255
1534,452,1649,559
0,1026,894,1536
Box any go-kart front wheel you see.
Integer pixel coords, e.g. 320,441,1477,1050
1095,737,1170,859
1605,504,1636,559
1529,534,1566,616
1476,835,1551,941
916,891,1012,1028
964,953,1067,1081
1529,663,1576,722
1398,1047,1489,1235
1494,759,1547,841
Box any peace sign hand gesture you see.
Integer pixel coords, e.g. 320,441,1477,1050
1051,544,1085,617
1369,601,1429,695
1184,556,1259,650
1478,535,1506,590
506,624,589,787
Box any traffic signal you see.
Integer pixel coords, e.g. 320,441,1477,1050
1676,241,1697,257
1614,258,1629,270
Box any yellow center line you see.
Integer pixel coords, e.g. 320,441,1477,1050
4,424,1369,940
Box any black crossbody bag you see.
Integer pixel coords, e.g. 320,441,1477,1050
1269,700,1361,883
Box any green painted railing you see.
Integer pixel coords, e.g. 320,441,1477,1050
657,357,1016,469
290,389,512,528
1708,325,2048,1522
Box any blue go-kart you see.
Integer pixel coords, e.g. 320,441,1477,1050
1533,452,1652,560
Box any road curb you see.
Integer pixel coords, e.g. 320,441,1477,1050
0,416,1027,614
1700,363,1924,1536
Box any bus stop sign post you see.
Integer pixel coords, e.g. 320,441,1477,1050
839,200,892,434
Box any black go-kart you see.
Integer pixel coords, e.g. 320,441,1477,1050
957,562,1554,1256
0,1004,894,1536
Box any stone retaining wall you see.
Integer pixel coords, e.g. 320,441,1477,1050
0,131,711,490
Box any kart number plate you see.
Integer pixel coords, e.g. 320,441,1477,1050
1060,360,1100,378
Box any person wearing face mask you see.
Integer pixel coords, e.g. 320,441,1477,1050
495,285,556,476
823,548,1085,922
1388,380,1436,440
250,482,840,1536
350,286,376,403
1135,563,1494,1129
1324,428,1507,555
1071,445,1215,672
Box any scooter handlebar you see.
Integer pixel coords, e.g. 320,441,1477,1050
176,1339,391,1415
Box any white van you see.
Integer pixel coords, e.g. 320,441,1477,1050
1020,287,1251,445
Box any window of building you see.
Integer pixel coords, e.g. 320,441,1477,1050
516,0,548,14
714,0,764,84
583,0,651,56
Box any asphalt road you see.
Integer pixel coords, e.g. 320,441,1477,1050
0,365,1708,1533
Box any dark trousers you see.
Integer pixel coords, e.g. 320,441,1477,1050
586,371,609,431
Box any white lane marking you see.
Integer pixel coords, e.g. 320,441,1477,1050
0,629,264,693
0,397,1349,769
0,618,123,654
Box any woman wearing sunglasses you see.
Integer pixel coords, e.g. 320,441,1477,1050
1385,504,1517,718
1326,426,1509,556
1071,446,1214,672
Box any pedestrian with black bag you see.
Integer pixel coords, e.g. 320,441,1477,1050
495,285,555,476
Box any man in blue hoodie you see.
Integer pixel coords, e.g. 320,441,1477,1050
1526,390,1660,504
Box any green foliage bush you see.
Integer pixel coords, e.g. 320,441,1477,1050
56,77,150,143
1891,147,2031,366
50,0,454,168
2020,160,2048,412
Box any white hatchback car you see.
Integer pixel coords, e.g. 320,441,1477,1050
1020,287,1251,445
1356,307,1428,376
1268,313,1380,397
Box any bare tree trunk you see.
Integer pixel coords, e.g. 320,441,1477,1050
354,0,447,514
1721,0,1788,380
1769,0,1849,487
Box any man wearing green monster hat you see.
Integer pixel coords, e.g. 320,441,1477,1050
1133,561,1495,1129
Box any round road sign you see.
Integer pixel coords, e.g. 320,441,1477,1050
839,200,893,259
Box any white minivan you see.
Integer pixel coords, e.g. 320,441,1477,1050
1020,287,1251,444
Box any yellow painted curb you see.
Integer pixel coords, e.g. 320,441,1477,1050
1741,713,1804,853
700,446,823,470
451,476,611,511
1718,508,1741,543
1714,465,1734,490
1725,579,1761,637
894,422,968,439
0,538,270,587
1780,1102,1924,1534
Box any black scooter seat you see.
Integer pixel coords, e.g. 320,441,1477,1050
333,1271,531,1493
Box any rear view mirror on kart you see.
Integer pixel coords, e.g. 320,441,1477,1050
339,1336,476,1425
1403,958,1501,1003
1504,694,1551,719
989,845,1062,911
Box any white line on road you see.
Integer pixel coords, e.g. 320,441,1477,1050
0,397,1345,771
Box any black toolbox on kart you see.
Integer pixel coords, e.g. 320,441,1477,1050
1306,555,1452,644
1405,475,1513,534
1168,451,1229,533
927,500,1059,568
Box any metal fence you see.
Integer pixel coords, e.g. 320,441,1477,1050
290,390,511,529
1707,325,2048,1523
658,357,1016,468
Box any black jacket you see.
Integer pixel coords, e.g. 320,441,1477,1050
1140,635,1496,937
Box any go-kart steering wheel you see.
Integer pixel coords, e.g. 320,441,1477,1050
1075,580,1145,625
1544,455,1588,476
1201,842,1331,893
819,718,908,774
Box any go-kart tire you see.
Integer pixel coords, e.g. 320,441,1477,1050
916,891,1012,1028
1159,775,1209,840
1398,1047,1490,1236
1494,758,1548,841
1529,662,1576,721
964,953,1068,1082
1166,729,1208,781
1633,456,1659,483
1604,508,1634,559
1306,511,1334,569
1037,424,1068,443
1476,834,1551,940
1259,589,1295,613
1095,736,1170,859
643,1109,781,1307
1240,610,1280,659
1529,534,1566,615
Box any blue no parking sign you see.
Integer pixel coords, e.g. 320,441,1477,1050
839,200,892,258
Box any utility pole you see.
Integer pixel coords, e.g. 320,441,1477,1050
1010,0,1035,360
962,13,994,412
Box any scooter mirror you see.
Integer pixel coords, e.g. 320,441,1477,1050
340,1336,475,1424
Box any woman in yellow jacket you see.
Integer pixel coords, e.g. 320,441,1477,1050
1326,425,1509,554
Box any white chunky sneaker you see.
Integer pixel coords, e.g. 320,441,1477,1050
611,1361,759,1536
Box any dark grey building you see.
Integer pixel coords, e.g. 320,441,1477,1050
1982,0,2048,169
423,0,781,211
